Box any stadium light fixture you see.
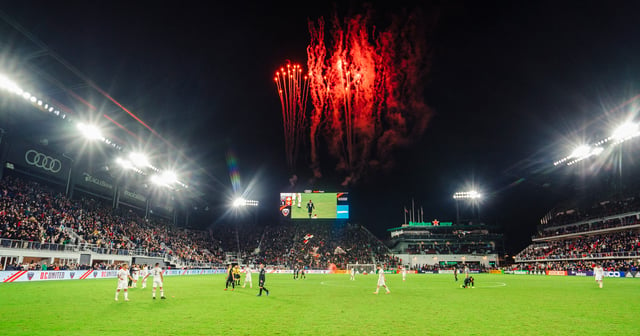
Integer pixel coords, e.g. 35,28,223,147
611,122,639,143
76,122,103,140
150,170,179,187
233,197,259,207
129,152,150,168
0,74,22,94
453,190,482,200
116,157,135,170
570,145,591,159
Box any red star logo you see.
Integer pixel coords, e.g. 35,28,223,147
432,219,439,226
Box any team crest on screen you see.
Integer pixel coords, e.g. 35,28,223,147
70,272,75,278
281,208,290,216
93,271,98,278
27,272,34,280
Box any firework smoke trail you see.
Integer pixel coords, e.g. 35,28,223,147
274,63,310,171
307,10,432,185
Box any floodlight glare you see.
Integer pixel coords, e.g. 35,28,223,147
453,190,482,199
570,145,591,159
160,171,178,184
611,122,639,142
129,152,150,168
0,75,21,93
76,122,103,140
233,198,246,207
116,158,134,170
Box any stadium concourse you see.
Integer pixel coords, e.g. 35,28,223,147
0,174,399,271
514,190,640,273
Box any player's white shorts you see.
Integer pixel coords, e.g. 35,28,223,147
133,271,140,279
141,271,148,278
153,280,163,288
117,280,128,290
377,279,386,286
595,275,603,281
245,274,252,282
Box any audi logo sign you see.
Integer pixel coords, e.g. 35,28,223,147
24,149,63,173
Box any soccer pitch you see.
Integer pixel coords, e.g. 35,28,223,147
0,274,637,335
291,193,337,219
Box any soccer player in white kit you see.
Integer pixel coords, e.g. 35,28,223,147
115,263,133,301
140,264,149,289
374,265,390,294
402,266,407,281
350,267,355,280
131,264,140,288
594,263,604,288
242,266,253,288
151,263,166,299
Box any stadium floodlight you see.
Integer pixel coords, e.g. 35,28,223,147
233,197,259,207
611,122,639,143
128,152,150,168
116,157,134,170
0,74,22,94
160,171,177,184
453,190,482,200
233,197,246,207
150,171,179,187
570,145,591,159
76,122,103,140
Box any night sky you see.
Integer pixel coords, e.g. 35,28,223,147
3,1,640,254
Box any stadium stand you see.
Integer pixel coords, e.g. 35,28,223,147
515,191,640,272
1,175,225,270
1,174,398,271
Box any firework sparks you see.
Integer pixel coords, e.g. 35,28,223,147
307,10,433,185
274,63,310,172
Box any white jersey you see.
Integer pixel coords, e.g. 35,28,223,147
152,266,163,285
245,268,252,281
140,266,149,277
117,269,128,289
377,269,386,286
594,266,604,281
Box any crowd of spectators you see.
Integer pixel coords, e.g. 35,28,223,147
517,230,640,261
1,176,225,267
404,240,497,255
1,175,400,270
1,177,74,245
513,259,638,273
236,222,398,269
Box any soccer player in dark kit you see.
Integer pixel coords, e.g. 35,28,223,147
224,264,235,291
306,200,315,218
461,276,474,288
257,264,270,296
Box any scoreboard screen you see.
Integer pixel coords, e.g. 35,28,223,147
279,191,349,219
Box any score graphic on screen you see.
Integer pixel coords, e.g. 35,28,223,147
280,191,349,219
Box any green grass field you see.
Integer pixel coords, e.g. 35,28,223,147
291,193,337,219
0,273,638,335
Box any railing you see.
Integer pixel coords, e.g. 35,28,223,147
0,238,77,252
0,238,169,257
515,251,640,262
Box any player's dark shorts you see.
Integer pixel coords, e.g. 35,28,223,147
259,280,265,287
